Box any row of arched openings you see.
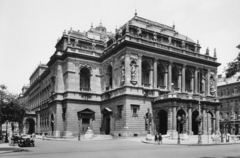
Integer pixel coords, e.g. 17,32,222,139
157,109,214,135
142,60,204,92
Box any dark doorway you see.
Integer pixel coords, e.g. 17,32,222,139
158,110,167,134
192,110,199,135
82,118,90,134
105,117,111,135
26,119,35,134
51,114,54,135
176,109,186,133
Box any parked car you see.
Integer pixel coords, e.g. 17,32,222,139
18,135,35,147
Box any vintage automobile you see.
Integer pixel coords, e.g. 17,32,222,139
18,135,35,147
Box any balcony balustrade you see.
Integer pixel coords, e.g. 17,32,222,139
80,87,91,92
142,83,151,88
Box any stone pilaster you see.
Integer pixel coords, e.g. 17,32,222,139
138,54,142,86
182,65,186,92
125,52,131,85
168,62,172,91
164,72,168,89
188,106,193,135
215,109,220,134
167,108,173,137
206,69,210,96
202,109,207,135
194,67,198,94
173,106,176,131
56,64,64,93
153,58,158,88
178,74,182,91
149,69,153,88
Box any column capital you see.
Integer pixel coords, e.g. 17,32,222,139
125,51,131,57
137,54,143,59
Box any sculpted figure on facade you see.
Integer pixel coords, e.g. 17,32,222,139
181,41,185,48
153,32,157,41
130,61,137,85
194,44,198,53
144,108,152,134
118,28,123,38
209,72,216,96
137,27,142,37
168,36,172,45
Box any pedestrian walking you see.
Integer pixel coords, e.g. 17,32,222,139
159,133,162,144
155,133,161,145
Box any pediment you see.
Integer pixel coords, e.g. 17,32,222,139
77,108,95,115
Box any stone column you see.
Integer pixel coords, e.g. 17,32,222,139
214,71,218,97
188,107,193,135
194,67,198,94
202,109,207,135
164,72,168,89
138,54,142,86
182,65,186,92
178,74,182,91
206,69,210,96
173,106,176,131
125,52,131,85
167,108,173,137
168,62,172,91
153,58,158,88
149,69,153,88
215,109,220,134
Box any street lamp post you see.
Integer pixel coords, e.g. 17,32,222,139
78,119,81,141
196,97,202,144
177,116,181,144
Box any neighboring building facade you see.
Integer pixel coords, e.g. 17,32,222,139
217,75,240,135
22,14,221,138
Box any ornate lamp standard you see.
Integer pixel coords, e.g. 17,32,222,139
196,96,202,144
77,113,81,141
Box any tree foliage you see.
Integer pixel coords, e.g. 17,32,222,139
0,84,26,125
225,45,240,78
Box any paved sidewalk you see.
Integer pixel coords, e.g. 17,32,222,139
0,140,25,154
141,135,240,146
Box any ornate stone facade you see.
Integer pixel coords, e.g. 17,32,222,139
21,15,221,138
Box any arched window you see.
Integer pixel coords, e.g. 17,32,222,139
106,65,113,90
80,67,91,91
185,69,193,93
172,66,180,91
142,60,151,87
157,64,166,89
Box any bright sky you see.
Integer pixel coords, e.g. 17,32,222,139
0,0,240,94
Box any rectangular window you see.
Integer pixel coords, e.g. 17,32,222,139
234,87,237,94
131,105,140,117
220,90,223,97
117,105,123,119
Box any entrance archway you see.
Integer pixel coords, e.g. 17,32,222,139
192,110,199,135
26,118,35,134
158,110,168,134
176,109,186,133
101,108,112,135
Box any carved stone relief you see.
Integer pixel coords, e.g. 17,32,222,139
130,61,138,85
75,62,96,70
